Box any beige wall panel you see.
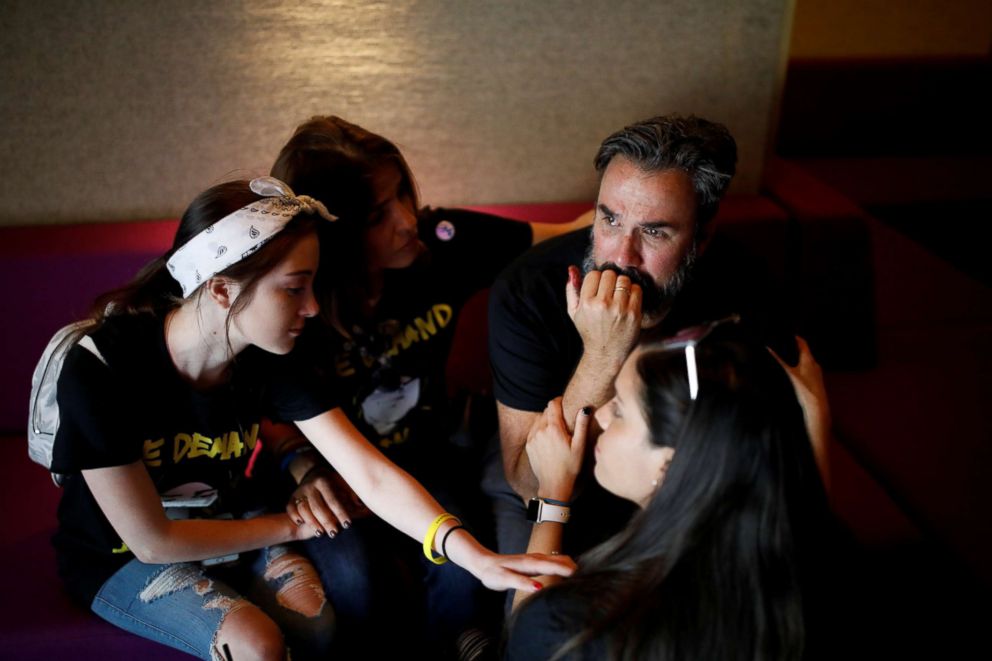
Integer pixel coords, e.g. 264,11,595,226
0,0,789,225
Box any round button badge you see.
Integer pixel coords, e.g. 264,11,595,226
435,220,456,242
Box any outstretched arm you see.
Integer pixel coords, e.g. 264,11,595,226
297,408,574,593
84,461,309,564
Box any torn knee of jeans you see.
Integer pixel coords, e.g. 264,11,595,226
208,596,252,661
139,563,210,604
263,549,327,618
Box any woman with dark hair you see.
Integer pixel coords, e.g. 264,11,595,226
50,178,572,661
505,321,834,660
266,116,589,656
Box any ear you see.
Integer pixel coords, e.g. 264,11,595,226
652,446,676,487
205,277,240,310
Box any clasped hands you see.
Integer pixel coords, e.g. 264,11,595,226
286,463,370,539
525,397,592,504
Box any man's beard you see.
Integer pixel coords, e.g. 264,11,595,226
581,236,697,317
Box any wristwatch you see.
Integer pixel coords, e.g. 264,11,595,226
526,497,571,524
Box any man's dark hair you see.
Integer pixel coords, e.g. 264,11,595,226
594,115,738,233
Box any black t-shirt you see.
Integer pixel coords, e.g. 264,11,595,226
51,313,335,606
489,227,785,412
505,588,605,661
294,208,531,482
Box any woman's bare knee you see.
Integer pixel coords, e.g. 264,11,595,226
213,600,286,661
264,546,328,618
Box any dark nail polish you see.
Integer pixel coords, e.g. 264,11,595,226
328,530,337,539
581,406,592,416
295,519,304,526
342,520,351,529
313,529,323,537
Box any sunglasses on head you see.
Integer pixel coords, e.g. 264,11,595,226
657,314,741,400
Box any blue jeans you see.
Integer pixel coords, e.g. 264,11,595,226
304,495,491,657
91,545,335,660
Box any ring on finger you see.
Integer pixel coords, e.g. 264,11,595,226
614,286,629,293
294,496,308,505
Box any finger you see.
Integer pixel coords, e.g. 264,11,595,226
501,554,578,578
543,399,564,431
572,406,591,456
766,345,788,371
313,482,350,532
286,501,304,525
579,269,601,300
549,398,567,430
626,283,643,317
294,498,327,537
794,335,818,368
612,274,632,304
498,567,546,593
565,266,581,317
596,269,618,299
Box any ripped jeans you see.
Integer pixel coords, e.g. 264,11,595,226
91,545,335,660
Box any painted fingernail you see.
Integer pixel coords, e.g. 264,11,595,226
581,406,592,416
533,581,544,590
313,529,323,537
342,520,351,529
295,519,304,526
328,530,337,539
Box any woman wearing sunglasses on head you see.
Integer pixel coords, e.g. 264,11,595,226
50,177,573,661
505,319,836,660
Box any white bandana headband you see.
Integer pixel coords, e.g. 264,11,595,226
167,176,336,298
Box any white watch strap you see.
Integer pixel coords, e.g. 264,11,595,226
535,499,570,523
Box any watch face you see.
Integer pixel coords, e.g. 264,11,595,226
526,498,540,522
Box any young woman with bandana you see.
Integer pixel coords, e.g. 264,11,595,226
50,177,573,661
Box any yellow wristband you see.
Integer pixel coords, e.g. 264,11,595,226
422,513,459,565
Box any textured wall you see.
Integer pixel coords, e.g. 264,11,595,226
0,0,790,226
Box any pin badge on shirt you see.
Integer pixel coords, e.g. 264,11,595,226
435,220,456,242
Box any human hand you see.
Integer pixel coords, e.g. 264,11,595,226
470,550,577,593
565,266,642,369
287,465,370,539
769,336,832,483
525,398,590,502
769,336,831,433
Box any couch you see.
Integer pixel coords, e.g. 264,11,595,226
1,175,988,656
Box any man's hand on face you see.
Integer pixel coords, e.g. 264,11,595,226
565,265,642,370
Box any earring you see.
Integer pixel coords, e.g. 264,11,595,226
652,458,672,489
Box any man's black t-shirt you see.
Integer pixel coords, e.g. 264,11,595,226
489,227,784,412
295,208,532,484
51,313,335,606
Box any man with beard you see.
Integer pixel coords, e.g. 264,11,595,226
483,115,748,560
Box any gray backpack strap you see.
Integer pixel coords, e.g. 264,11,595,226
27,320,102,486
77,335,107,366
